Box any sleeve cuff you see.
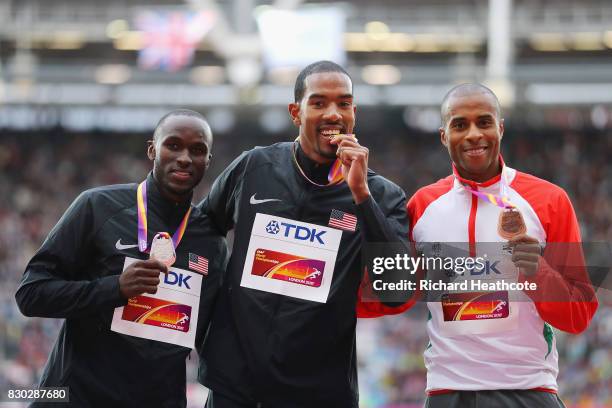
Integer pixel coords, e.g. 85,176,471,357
98,275,128,307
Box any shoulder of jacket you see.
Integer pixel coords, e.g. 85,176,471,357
84,182,136,197
511,170,567,200
236,142,293,170
243,142,292,158
408,175,454,210
79,183,138,213
366,169,404,197
189,206,224,232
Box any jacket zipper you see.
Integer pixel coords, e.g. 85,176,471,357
468,187,478,257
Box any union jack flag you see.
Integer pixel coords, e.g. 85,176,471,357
135,10,216,72
189,253,209,275
328,209,357,231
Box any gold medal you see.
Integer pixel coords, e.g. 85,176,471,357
497,208,526,240
149,232,176,266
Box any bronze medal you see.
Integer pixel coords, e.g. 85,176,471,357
497,208,526,240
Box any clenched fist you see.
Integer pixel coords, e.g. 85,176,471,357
119,259,168,299
330,134,370,204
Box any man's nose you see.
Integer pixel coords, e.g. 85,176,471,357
176,149,192,166
465,123,483,141
323,105,342,122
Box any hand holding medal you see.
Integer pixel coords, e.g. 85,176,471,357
508,234,542,277
460,176,541,276
491,193,540,276
119,180,191,299
329,134,371,204
119,259,168,299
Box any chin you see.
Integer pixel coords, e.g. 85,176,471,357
169,183,193,195
317,148,338,160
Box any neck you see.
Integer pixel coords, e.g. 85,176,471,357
456,162,502,184
298,137,334,165
295,142,333,185
152,175,192,204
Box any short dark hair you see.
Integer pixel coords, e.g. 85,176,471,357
440,83,501,125
153,109,210,142
294,60,352,102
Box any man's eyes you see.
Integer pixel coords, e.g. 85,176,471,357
451,120,493,130
310,100,352,107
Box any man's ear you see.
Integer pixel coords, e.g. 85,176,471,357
439,127,448,147
147,140,155,161
499,118,505,140
288,103,301,126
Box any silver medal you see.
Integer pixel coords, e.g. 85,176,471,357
149,232,176,266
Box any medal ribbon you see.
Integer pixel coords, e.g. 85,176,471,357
137,181,192,253
327,159,344,185
460,167,516,209
463,186,515,208
292,140,345,187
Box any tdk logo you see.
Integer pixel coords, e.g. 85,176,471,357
163,271,191,289
265,220,326,244
265,220,280,234
467,261,501,275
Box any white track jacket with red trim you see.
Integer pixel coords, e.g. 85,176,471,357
409,162,597,392
357,160,598,392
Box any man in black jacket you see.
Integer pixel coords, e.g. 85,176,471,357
15,109,227,407
198,61,409,407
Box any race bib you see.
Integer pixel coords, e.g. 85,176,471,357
240,213,342,303
441,291,509,321
111,257,202,348
424,244,521,336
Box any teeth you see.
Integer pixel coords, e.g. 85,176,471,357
465,147,486,155
320,129,341,137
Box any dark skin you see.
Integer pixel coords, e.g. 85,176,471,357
119,115,213,299
440,91,503,183
441,88,541,276
508,234,541,276
119,259,169,298
148,115,212,203
288,72,370,203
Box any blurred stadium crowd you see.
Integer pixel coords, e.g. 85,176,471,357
0,123,610,407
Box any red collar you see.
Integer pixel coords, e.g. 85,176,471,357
452,155,506,188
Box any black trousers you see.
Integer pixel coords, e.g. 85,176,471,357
425,390,567,408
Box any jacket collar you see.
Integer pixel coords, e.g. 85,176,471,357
452,155,507,188
295,142,334,185
145,172,192,223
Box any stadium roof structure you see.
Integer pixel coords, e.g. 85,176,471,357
0,0,611,111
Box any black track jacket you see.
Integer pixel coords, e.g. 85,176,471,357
15,173,227,408
198,142,408,407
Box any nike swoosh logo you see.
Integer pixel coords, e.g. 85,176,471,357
249,194,282,205
115,239,139,250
